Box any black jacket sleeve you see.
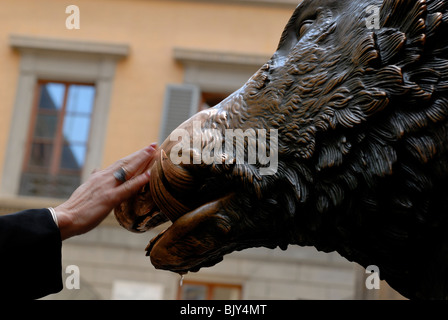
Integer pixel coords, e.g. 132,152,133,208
0,209,63,299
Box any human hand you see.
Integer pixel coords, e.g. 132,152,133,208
54,144,157,240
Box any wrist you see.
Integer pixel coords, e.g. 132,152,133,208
47,207,59,228
53,205,76,240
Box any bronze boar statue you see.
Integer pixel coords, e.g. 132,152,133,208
115,0,448,299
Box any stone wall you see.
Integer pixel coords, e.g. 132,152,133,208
44,223,359,300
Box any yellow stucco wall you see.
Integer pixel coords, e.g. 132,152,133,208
0,0,293,181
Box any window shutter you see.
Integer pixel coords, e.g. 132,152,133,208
158,84,200,144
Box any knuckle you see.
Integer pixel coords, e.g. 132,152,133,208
100,189,115,204
122,180,133,194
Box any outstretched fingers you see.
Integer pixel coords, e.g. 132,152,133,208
110,144,157,202
109,144,157,184
56,143,158,240
114,169,152,204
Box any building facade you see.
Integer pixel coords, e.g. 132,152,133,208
0,0,403,299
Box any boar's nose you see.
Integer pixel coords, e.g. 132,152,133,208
149,149,196,222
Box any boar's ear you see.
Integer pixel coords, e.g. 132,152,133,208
379,0,440,68
276,3,306,55
379,0,448,101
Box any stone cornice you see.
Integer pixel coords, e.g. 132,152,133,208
174,47,271,67
10,34,129,59
167,0,298,7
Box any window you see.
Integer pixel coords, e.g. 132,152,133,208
159,86,231,144
160,48,264,144
199,92,230,111
18,80,96,198
2,35,128,199
158,84,200,144
178,280,242,300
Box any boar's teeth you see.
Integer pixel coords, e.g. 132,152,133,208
160,149,195,192
150,153,191,221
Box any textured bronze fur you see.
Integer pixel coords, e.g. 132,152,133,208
115,0,448,299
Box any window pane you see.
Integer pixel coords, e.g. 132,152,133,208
60,144,86,170
29,143,53,168
39,83,65,110
63,115,91,143
181,285,207,300
34,114,58,138
213,287,240,300
19,172,80,199
67,84,95,114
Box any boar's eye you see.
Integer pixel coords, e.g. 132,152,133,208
298,20,314,37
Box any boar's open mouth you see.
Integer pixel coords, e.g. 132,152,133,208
115,149,238,274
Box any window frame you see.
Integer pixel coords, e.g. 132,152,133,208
1,35,128,199
177,280,242,300
23,79,96,178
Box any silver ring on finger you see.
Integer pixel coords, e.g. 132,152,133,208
113,166,128,183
